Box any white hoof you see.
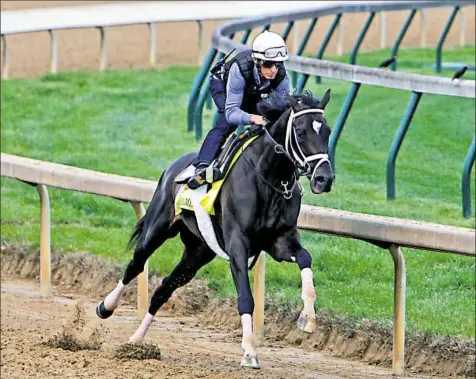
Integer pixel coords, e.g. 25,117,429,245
297,312,316,333
240,353,260,369
128,333,144,344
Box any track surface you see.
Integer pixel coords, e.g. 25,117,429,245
1,278,434,379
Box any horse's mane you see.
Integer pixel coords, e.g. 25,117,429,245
257,90,320,123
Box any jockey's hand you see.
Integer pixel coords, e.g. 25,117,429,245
249,115,267,126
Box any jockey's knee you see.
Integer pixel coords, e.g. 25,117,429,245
295,248,312,270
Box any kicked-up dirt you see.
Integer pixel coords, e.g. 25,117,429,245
1,244,474,378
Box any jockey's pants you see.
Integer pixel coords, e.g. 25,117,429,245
193,76,237,166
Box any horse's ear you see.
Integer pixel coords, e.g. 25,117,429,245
286,94,300,111
318,88,331,110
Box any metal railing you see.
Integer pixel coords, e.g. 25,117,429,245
2,152,474,375
187,0,475,218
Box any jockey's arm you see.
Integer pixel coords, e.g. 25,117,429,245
225,63,252,126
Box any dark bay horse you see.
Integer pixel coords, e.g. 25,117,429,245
96,89,334,369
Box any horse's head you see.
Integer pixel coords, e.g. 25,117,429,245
285,89,334,194
259,89,334,194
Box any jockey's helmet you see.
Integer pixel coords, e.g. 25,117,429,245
251,31,289,63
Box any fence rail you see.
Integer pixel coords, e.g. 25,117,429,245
0,1,325,78
1,152,474,375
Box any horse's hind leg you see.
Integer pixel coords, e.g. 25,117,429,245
96,191,177,319
129,231,215,343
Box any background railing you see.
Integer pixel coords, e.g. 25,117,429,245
2,152,474,375
0,1,323,79
187,0,475,218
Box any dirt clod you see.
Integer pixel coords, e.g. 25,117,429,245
114,343,162,360
43,302,104,352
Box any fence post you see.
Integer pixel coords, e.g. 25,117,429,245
36,184,52,297
329,82,361,171
420,9,427,48
389,244,406,375
2,34,9,79
315,13,342,84
98,26,107,71
459,7,466,47
386,91,422,200
187,47,218,133
336,15,344,56
253,252,266,341
380,11,387,49
350,12,375,65
462,136,475,218
436,6,460,73
131,201,148,317
292,18,318,87
197,21,205,66
148,23,157,66
49,30,58,73
391,9,417,71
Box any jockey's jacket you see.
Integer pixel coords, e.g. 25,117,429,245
214,49,289,125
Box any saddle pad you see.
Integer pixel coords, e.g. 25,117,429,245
200,135,259,215
175,185,260,266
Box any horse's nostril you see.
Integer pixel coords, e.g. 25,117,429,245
316,175,325,183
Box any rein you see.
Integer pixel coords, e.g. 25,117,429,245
241,107,330,199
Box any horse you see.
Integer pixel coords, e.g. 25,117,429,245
96,88,335,369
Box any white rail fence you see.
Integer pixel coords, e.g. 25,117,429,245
1,152,474,374
0,1,330,79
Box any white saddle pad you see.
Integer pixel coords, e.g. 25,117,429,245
189,185,256,267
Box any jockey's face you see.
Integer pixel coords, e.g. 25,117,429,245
258,60,282,80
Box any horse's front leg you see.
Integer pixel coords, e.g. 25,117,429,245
269,233,317,334
295,248,317,333
228,234,260,369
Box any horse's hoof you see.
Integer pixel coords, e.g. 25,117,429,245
240,354,260,369
297,312,316,333
96,301,114,319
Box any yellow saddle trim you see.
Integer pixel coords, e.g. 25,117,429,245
200,135,259,215
174,135,259,216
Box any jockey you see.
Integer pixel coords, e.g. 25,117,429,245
188,30,291,189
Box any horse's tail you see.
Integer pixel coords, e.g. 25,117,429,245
127,216,145,251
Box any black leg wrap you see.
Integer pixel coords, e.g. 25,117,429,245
238,296,254,316
96,301,114,319
295,248,312,270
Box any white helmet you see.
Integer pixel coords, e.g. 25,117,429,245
252,30,289,62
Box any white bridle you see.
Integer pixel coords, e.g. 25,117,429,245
284,108,331,181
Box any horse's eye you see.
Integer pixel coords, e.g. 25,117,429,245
296,129,304,139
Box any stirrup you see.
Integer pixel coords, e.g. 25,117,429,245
187,166,220,190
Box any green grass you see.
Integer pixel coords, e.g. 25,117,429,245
1,47,475,339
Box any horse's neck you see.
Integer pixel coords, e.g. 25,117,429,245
267,109,290,146
254,112,295,179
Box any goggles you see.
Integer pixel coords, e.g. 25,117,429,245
253,46,288,59
259,60,284,69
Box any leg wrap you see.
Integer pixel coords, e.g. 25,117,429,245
295,248,312,270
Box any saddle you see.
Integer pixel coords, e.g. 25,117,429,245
175,124,264,188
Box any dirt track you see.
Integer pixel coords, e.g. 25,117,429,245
1,246,474,379
1,277,436,379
